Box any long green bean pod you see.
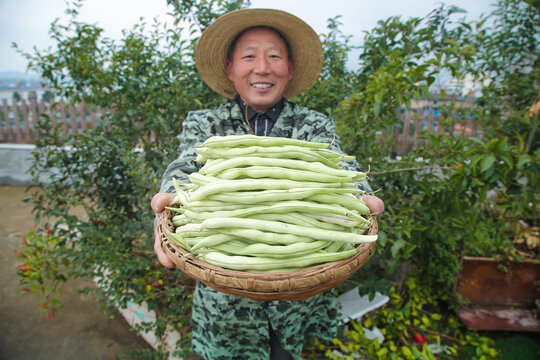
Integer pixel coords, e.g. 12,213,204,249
199,134,330,149
248,212,346,231
304,212,370,228
184,200,248,212
201,217,377,244
184,200,366,222
214,166,356,183
218,228,316,245
197,145,344,168
200,248,358,271
200,157,361,178
167,231,191,251
206,187,362,205
189,233,236,252
204,239,329,257
307,193,371,216
189,178,353,202
172,214,190,226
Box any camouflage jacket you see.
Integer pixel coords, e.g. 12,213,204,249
159,99,372,359
160,99,372,194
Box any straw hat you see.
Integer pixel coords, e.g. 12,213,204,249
195,8,324,99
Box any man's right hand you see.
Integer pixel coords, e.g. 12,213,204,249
151,193,177,269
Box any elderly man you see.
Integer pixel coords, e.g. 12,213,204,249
151,8,384,360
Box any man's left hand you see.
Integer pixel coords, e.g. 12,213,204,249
361,195,385,217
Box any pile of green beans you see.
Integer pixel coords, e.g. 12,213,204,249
166,135,376,273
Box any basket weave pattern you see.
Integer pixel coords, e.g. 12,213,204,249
158,209,377,301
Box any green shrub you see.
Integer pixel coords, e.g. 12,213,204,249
304,278,499,360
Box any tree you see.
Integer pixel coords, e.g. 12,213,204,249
15,1,249,358
335,0,539,294
12,91,21,102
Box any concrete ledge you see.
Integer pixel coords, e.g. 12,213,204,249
0,144,36,186
117,301,182,359
0,144,59,186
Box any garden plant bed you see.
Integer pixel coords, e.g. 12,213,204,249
455,256,540,332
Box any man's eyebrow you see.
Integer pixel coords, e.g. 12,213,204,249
238,45,285,52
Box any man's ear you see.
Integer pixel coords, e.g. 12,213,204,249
226,59,234,81
288,59,295,81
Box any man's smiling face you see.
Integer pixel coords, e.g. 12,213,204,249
226,27,294,113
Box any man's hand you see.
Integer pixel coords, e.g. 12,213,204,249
360,195,385,217
151,193,177,269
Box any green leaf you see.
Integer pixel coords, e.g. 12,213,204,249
517,154,531,168
402,346,413,357
500,154,513,168
391,239,406,257
470,154,483,170
480,154,495,173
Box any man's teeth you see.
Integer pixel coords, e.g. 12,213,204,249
252,83,272,89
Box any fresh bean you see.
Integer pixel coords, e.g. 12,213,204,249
184,200,248,212
304,212,370,228
197,145,343,168
207,187,362,205
214,166,356,183
204,239,329,257
167,231,191,251
248,212,346,231
189,178,353,202
184,200,367,222
307,193,371,216
188,173,220,186
172,178,190,206
189,233,236,251
172,214,190,226
200,217,377,244
199,134,330,149
218,228,316,245
200,157,361,178
200,248,358,271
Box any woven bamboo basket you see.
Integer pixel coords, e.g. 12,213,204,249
157,208,377,301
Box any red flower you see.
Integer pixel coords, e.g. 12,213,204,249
414,333,427,344
15,263,34,271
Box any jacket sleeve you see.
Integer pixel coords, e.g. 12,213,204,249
159,110,212,193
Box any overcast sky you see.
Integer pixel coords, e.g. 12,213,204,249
0,0,496,75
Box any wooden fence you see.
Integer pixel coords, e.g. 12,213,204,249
1,92,481,155
0,92,106,144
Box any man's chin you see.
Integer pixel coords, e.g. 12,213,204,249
245,95,280,112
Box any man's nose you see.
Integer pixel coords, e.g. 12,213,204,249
254,56,270,74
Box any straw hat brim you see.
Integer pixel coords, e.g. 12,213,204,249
195,8,324,99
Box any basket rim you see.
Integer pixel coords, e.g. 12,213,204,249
158,208,377,300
